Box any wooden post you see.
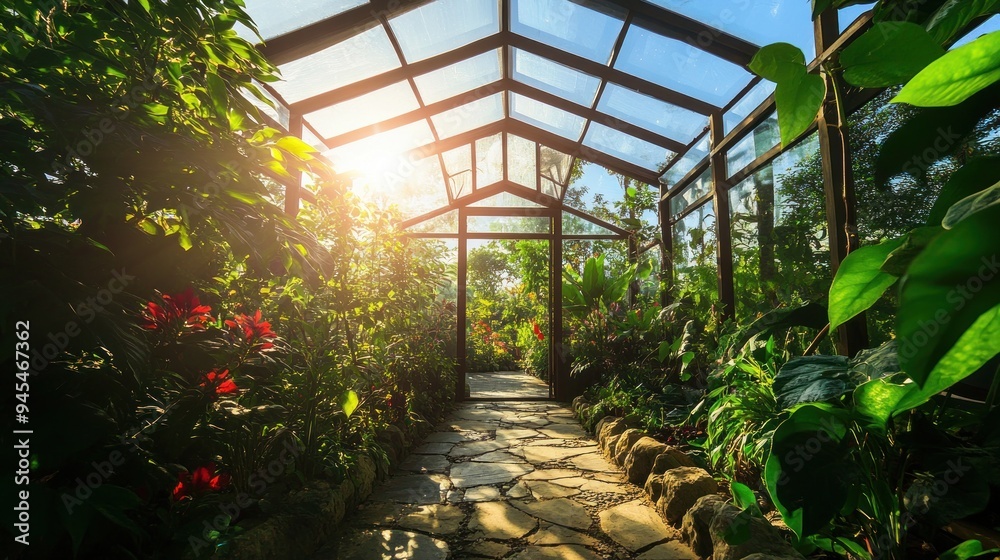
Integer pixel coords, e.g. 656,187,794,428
456,208,468,400
551,211,564,401
709,113,736,321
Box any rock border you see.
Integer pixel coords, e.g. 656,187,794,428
571,396,803,560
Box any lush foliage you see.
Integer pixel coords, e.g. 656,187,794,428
1,3,455,558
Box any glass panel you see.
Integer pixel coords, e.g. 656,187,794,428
324,120,435,174
672,202,718,314
301,125,326,151
511,0,626,64
662,133,708,188
242,83,290,129
476,133,504,189
304,81,419,139
431,93,505,139
240,0,367,41
583,122,676,172
563,211,617,235
272,25,400,104
510,93,587,140
442,145,473,198
643,0,815,59
413,49,502,105
724,79,776,135
669,168,712,219
352,154,449,219
616,24,752,106
388,0,500,63
729,133,827,322
541,178,560,199
727,113,779,176
597,83,707,143
507,134,538,189
540,146,574,184
469,192,546,207
468,216,551,234
511,48,601,107
408,210,460,234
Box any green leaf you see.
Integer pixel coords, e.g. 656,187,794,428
626,185,637,198
135,0,151,12
925,0,1000,44
853,377,915,425
205,71,229,118
939,541,999,560
828,237,906,331
764,404,854,539
339,389,359,418
750,43,808,83
730,481,757,510
894,31,1000,107
276,136,317,161
896,205,1000,387
841,22,945,87
943,180,1000,228
881,226,942,276
927,157,1000,225
775,74,825,147
773,355,853,409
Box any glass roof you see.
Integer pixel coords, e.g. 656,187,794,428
244,0,839,228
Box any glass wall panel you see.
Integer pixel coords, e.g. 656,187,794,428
661,134,709,188
468,216,551,234
240,0,367,41
442,145,473,198
511,0,626,63
669,168,712,218
414,49,502,105
728,133,828,322
616,24,752,106
510,93,587,140
507,134,538,189
353,154,449,219
597,83,707,143
563,211,617,235
325,119,435,173
273,25,399,103
469,192,546,207
388,0,499,63
511,48,601,107
540,146,574,184
408,210,459,234
726,113,779,177
476,134,504,188
242,83,290,129
305,81,419,139
672,202,718,314
643,0,815,59
724,80,775,135
583,123,676,172
541,178,561,199
431,93,505,139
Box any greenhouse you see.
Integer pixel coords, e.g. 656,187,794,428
3,0,999,559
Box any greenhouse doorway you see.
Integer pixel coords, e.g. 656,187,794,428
463,234,552,400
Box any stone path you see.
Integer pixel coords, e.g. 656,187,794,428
315,401,696,560
466,371,550,399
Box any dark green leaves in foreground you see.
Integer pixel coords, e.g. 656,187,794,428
895,31,1000,107
828,237,906,331
749,43,825,147
840,22,944,87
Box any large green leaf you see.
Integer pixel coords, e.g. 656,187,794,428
943,180,1000,228
927,157,1000,225
895,31,1000,107
841,22,945,87
339,389,359,418
925,0,1000,44
731,301,829,353
750,43,808,83
764,404,855,539
828,237,906,331
939,540,1000,560
775,73,826,147
854,376,915,425
773,355,853,410
897,205,1000,387
881,227,943,276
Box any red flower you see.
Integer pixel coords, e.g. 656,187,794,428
532,321,545,341
142,288,213,332
225,310,277,351
200,369,239,398
172,463,231,501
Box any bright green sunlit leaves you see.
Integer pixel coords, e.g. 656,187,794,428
827,237,905,331
750,43,825,148
840,22,945,87
894,31,1000,107
339,390,359,418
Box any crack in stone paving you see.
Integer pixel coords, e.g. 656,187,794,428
313,401,698,560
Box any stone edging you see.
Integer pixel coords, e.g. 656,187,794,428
570,396,804,560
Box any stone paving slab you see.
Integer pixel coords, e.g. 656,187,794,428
315,401,696,560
